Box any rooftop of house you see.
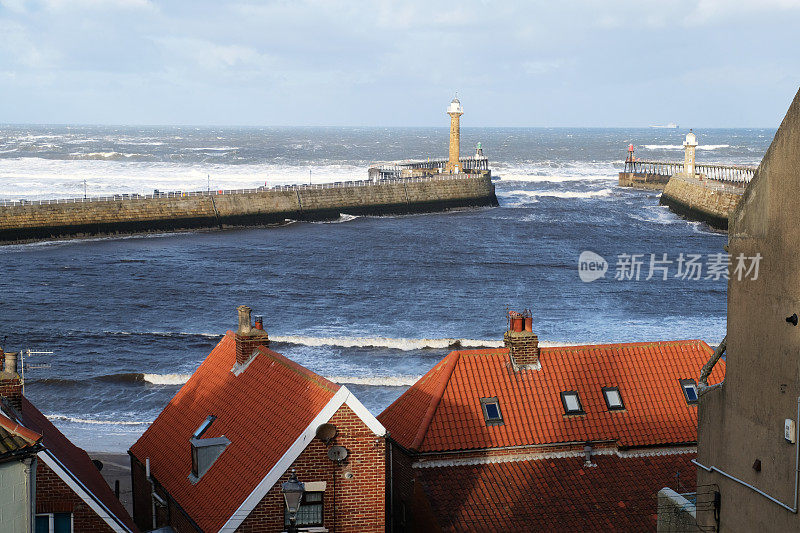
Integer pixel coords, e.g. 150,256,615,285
0,410,41,457
0,396,138,532
415,450,697,532
379,339,725,453
129,326,384,533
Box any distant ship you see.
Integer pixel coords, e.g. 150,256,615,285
649,123,679,129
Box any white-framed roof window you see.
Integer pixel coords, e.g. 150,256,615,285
480,397,504,426
679,379,699,404
560,391,584,415
602,386,624,411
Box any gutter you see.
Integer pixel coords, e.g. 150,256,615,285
692,396,800,514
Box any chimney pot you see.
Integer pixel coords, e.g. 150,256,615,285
4,350,18,375
504,310,540,370
0,347,22,412
234,306,269,367
237,305,253,336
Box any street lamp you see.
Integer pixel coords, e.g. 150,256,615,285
282,469,305,533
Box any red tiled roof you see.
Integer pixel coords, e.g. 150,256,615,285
17,397,138,532
379,340,725,452
129,332,340,533
417,451,697,532
0,410,41,455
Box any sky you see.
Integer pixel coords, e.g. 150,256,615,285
1,0,799,127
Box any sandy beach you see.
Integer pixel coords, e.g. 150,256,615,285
90,452,133,516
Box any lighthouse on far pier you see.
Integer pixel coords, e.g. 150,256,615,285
445,96,464,173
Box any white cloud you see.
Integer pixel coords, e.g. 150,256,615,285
42,0,157,11
154,37,273,72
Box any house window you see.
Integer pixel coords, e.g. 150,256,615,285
680,379,699,404
560,391,584,415
35,513,72,533
284,491,324,527
602,387,624,411
480,397,504,426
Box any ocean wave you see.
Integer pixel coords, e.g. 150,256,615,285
628,205,678,225
328,375,420,386
321,213,360,224
503,188,614,200
68,152,151,161
186,146,239,151
270,334,504,351
496,174,615,183
642,144,730,151
46,414,150,426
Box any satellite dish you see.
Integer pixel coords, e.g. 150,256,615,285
316,423,338,443
327,446,348,463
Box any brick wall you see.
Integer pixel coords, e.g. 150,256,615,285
132,403,386,533
236,404,386,532
0,376,22,412
35,460,116,532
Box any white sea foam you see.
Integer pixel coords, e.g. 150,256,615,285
504,188,614,199
327,375,421,386
643,144,730,151
46,414,150,426
68,152,149,160
628,205,678,225
270,334,504,351
321,213,360,224
496,174,615,183
142,373,193,385
0,157,366,200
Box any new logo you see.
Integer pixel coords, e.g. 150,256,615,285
578,251,608,282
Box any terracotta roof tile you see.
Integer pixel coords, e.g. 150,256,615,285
129,332,340,533
379,340,725,452
418,452,697,532
0,411,41,455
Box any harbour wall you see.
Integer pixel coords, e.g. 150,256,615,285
659,174,744,231
0,174,498,244
618,172,671,191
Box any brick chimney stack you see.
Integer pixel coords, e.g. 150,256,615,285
234,306,269,366
0,346,23,412
504,310,540,370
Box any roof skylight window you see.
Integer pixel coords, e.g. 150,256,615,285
602,387,624,411
680,379,699,404
560,391,584,415
480,397,504,426
193,415,216,439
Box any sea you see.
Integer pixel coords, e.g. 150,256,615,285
0,125,771,452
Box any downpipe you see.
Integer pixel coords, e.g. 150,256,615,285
692,396,800,514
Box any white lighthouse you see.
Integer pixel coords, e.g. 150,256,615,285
683,130,698,177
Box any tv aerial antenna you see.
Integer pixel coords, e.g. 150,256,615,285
21,349,54,395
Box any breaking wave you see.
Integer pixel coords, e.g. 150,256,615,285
321,213,360,224
327,375,420,386
504,188,614,200
46,414,150,426
270,334,504,351
68,152,151,161
642,144,730,151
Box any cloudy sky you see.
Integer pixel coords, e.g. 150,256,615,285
1,0,799,126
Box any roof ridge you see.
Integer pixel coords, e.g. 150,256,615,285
0,411,42,445
410,350,461,451
256,345,340,394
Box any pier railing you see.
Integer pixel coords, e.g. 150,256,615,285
369,156,489,179
624,159,756,186
0,173,484,208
